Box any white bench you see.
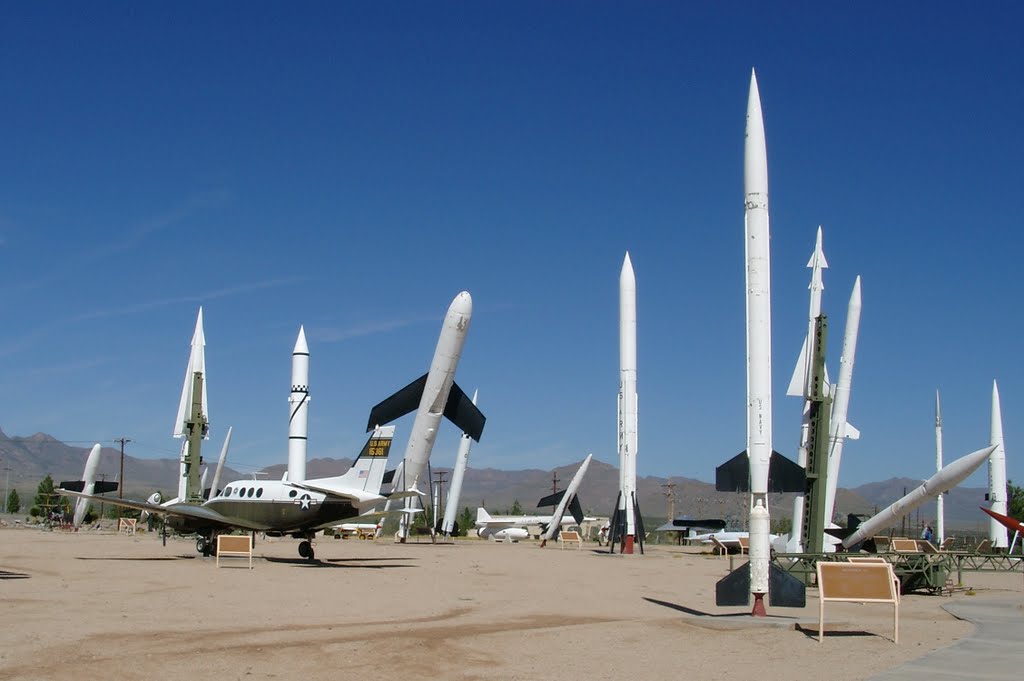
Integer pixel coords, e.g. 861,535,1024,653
559,530,582,550
118,518,137,535
817,561,899,643
216,534,254,569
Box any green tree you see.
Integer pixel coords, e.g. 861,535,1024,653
771,515,793,535
457,506,474,536
1008,480,1024,519
510,499,523,515
32,475,59,518
6,488,20,514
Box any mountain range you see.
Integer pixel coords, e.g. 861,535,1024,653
0,429,993,530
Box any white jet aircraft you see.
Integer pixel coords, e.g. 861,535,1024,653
475,507,595,542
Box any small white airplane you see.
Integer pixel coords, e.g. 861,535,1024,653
475,507,595,542
61,425,408,560
692,530,780,549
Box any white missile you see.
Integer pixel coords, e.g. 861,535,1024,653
73,444,103,528
618,252,639,553
989,380,1009,548
822,276,862,525
542,454,593,544
441,390,478,537
174,307,208,439
743,69,774,606
935,391,945,544
174,307,208,502
288,327,310,483
842,445,996,548
367,292,479,542
787,227,828,552
208,426,232,499
400,292,472,494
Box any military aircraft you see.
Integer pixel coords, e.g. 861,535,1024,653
61,425,404,560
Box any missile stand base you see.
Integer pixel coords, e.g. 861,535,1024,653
751,593,767,617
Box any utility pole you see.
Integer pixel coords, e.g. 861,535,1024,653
551,471,560,495
99,474,107,520
3,464,10,514
661,481,677,521
114,438,132,521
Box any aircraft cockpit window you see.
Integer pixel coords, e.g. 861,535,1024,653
247,488,254,498
289,490,298,498
256,488,263,498
223,487,231,497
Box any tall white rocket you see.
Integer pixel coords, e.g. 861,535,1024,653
288,326,310,484
744,69,773,606
174,307,208,501
787,227,827,552
935,391,945,545
441,390,478,537
618,252,639,553
989,380,1009,548
822,275,862,526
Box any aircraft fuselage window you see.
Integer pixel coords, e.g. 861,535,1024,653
247,488,254,498
289,490,297,498
256,488,263,498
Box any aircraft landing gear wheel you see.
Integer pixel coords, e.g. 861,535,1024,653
298,540,315,561
196,537,208,555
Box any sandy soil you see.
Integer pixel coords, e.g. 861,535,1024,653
1,527,1021,681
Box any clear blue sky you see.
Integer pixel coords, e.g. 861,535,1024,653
1,5,1020,490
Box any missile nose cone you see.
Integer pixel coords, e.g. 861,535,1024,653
744,70,767,198
293,326,309,355
620,252,636,288
192,306,206,347
449,291,473,317
850,276,862,306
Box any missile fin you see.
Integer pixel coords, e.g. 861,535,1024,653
443,381,486,441
786,337,810,397
568,496,585,525
716,450,806,493
768,564,806,608
844,423,861,440
537,490,566,508
365,374,429,431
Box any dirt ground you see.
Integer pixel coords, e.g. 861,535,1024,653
2,527,1021,680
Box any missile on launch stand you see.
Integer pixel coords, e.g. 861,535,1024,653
822,276,862,527
841,445,996,549
366,292,485,543
610,252,642,555
989,381,1009,548
787,227,828,553
288,327,310,484
541,454,593,547
440,390,478,538
174,308,209,505
935,391,945,545
714,70,805,615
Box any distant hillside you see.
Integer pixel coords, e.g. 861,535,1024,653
0,428,244,499
0,430,991,529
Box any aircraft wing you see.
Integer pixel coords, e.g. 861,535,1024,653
57,489,250,531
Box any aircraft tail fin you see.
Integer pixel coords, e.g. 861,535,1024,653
476,507,492,524
308,426,395,494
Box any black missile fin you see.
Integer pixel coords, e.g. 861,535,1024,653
715,450,806,493
382,469,397,485
537,490,566,508
715,562,751,606
59,480,85,492
366,374,428,431
443,382,486,441
568,496,584,525
769,563,806,608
